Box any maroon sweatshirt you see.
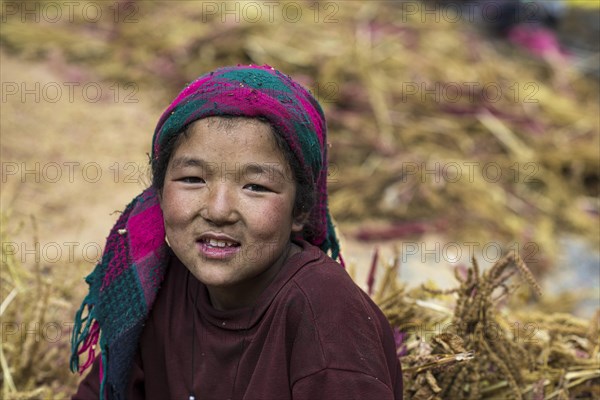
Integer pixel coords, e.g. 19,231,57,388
74,241,403,399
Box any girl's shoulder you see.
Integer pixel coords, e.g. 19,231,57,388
285,243,380,322
278,243,399,390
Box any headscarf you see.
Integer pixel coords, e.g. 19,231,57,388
70,65,342,399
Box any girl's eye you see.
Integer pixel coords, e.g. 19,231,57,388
244,183,270,192
178,177,205,184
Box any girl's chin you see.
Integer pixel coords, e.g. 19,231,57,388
188,266,240,287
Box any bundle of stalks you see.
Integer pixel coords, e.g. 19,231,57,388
368,247,599,399
0,214,83,399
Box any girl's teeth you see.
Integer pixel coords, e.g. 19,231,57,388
207,239,236,248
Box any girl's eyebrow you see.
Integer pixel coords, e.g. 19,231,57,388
170,158,286,180
244,163,286,180
169,156,208,170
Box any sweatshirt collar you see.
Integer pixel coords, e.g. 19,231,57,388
182,240,322,330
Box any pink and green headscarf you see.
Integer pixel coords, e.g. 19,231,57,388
70,65,342,399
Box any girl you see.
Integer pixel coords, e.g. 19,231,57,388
71,65,403,399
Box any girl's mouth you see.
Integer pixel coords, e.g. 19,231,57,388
196,235,241,259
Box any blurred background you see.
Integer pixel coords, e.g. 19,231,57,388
1,0,599,398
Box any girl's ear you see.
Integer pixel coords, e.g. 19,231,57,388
291,212,309,233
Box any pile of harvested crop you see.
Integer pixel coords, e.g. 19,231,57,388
369,249,599,399
0,215,82,399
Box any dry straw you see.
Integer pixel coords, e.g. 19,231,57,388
370,247,599,399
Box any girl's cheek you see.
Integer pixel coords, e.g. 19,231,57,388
255,197,291,224
162,188,195,223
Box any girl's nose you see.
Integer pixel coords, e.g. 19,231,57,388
200,183,238,225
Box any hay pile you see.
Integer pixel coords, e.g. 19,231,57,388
0,215,82,399
368,249,599,399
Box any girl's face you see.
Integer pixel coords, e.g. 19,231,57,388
160,117,305,310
